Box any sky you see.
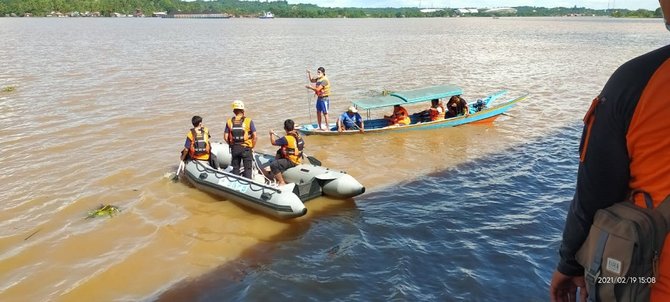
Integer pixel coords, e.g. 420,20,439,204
283,0,660,10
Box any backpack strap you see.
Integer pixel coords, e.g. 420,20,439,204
632,190,670,280
585,231,609,302
630,190,654,209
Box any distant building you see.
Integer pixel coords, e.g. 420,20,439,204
482,7,517,14
420,8,442,13
456,8,479,14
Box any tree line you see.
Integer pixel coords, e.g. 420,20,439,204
0,0,661,18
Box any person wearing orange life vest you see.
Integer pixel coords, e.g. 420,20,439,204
180,115,219,169
268,119,304,185
550,1,670,301
417,99,446,122
306,67,331,131
224,100,257,179
384,104,410,126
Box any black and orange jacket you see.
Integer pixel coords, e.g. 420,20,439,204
186,127,211,161
558,44,670,299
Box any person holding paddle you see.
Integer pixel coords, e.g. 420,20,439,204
178,115,219,175
337,106,364,133
268,119,305,185
306,67,331,131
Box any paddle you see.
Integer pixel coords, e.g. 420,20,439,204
305,155,321,166
306,68,313,125
172,160,185,182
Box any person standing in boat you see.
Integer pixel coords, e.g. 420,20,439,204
306,67,331,131
550,1,670,300
224,100,257,179
384,104,410,126
268,119,304,185
445,95,469,118
180,115,219,169
337,106,364,133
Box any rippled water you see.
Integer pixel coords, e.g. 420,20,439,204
156,124,581,301
0,17,666,301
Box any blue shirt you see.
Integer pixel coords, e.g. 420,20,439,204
274,136,288,146
339,112,362,129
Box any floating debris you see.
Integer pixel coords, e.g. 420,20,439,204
1,85,16,93
87,204,121,219
24,228,42,241
381,88,394,96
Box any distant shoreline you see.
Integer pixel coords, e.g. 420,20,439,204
1,0,661,19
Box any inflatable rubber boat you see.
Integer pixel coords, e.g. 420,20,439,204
182,142,365,219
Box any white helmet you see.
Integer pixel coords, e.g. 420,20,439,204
231,100,245,110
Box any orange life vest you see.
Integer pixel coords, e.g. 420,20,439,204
429,107,444,121
188,127,210,160
281,132,304,165
391,106,410,125
315,76,330,97
226,116,253,147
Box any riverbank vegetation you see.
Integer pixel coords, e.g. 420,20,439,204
0,0,661,18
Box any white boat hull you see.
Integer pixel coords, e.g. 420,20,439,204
183,159,307,219
211,142,365,201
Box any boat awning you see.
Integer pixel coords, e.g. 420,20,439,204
351,85,463,110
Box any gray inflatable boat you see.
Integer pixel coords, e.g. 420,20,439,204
182,143,365,219
183,159,307,219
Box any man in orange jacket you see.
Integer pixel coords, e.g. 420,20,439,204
550,1,670,301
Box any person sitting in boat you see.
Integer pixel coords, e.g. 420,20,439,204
268,119,305,185
224,100,257,179
384,104,410,126
337,106,364,133
417,99,445,122
445,95,469,118
180,115,219,169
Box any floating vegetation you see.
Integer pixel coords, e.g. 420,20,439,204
86,204,121,219
381,88,394,96
1,85,17,93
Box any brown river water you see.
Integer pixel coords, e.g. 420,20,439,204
0,16,666,301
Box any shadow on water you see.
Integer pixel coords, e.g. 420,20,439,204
154,197,362,302
153,123,583,302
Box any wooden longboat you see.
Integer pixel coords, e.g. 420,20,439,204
297,85,527,136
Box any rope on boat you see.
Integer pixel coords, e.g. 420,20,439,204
191,160,280,194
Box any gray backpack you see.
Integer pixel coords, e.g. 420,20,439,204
576,191,670,301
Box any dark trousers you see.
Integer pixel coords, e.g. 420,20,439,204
208,153,220,170
231,144,253,179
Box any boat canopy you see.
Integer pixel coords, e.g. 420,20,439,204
352,85,463,110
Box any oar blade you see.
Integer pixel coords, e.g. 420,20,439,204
307,156,321,166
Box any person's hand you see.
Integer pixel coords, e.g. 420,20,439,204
338,127,343,133
305,85,312,89
549,270,587,302
269,129,274,136
359,128,364,133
